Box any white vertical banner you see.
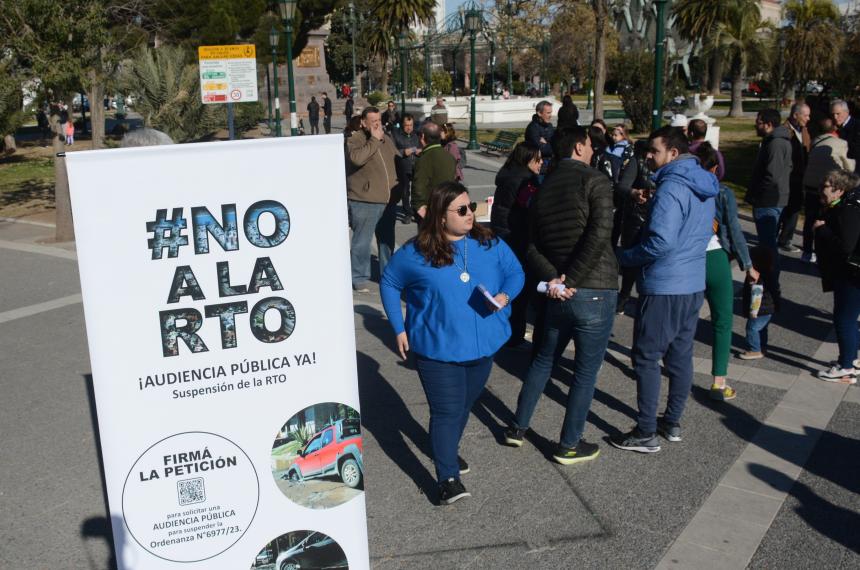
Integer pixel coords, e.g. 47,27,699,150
67,136,369,570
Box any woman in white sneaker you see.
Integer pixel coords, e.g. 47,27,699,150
814,170,860,383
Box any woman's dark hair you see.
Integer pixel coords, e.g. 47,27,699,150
590,118,607,131
562,94,573,106
693,141,719,172
344,115,362,136
415,181,495,267
503,141,541,170
588,125,609,149
749,246,775,274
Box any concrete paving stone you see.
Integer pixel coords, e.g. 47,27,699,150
675,509,769,557
658,539,752,570
765,402,833,433
699,484,784,529
748,402,860,569
841,385,860,405
0,247,80,313
0,218,56,241
778,375,849,415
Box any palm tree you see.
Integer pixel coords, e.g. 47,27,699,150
713,0,770,117
782,0,842,93
672,0,737,95
367,0,436,95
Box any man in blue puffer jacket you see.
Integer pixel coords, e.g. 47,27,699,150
611,126,719,453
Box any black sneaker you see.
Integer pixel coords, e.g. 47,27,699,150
657,418,682,442
616,297,629,315
438,478,470,505
503,426,527,447
552,440,600,465
610,428,661,453
458,457,470,475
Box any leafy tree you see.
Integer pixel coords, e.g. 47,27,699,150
0,61,27,154
366,0,436,95
713,0,770,117
119,45,221,142
610,49,653,133
672,0,737,95
782,0,842,93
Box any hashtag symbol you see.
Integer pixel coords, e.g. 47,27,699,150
146,208,189,259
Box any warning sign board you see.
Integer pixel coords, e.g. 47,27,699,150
198,45,258,104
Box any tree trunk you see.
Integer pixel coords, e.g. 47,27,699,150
3,134,16,155
379,55,389,96
86,70,106,149
593,0,608,120
729,58,745,118
49,111,74,242
709,52,722,95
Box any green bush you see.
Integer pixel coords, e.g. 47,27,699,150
512,80,526,95
431,70,452,96
223,100,266,135
609,50,654,133
366,90,387,106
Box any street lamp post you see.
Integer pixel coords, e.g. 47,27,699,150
269,26,282,137
424,32,432,101
349,1,358,94
452,47,458,101
489,39,496,100
651,0,668,131
465,5,481,150
507,48,513,95
278,0,298,136
541,36,550,97
398,32,408,120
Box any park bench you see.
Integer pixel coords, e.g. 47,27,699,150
603,109,627,120
482,130,520,154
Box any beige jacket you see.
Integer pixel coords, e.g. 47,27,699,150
803,133,856,191
346,130,399,204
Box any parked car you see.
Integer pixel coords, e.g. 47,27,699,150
255,549,272,566
286,419,364,489
275,532,347,570
805,81,824,94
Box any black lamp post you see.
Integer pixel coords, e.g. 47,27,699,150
424,31,433,101
489,38,496,100
278,0,298,136
651,0,668,131
349,1,358,94
465,4,482,150
541,35,550,97
269,26,282,137
399,32,409,119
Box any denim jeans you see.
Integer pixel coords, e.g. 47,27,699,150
348,200,386,288
375,203,398,277
746,314,772,353
833,280,860,368
513,288,617,448
754,207,783,286
633,293,704,435
415,355,494,482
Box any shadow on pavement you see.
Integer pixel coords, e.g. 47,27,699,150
81,516,121,570
355,351,438,505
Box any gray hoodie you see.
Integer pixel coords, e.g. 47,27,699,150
747,125,793,208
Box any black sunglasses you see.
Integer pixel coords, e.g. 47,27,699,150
448,202,477,216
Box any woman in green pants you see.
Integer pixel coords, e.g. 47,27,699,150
696,143,759,400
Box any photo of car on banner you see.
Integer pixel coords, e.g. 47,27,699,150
271,403,364,509
252,529,348,570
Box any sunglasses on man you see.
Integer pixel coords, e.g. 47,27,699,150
448,202,477,217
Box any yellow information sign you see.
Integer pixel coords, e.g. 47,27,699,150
198,44,256,60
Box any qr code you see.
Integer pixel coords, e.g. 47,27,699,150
177,477,206,506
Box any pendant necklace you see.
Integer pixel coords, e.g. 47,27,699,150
452,238,470,283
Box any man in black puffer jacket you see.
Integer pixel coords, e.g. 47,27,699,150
503,126,618,465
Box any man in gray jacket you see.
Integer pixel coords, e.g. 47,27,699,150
346,106,399,292
747,108,793,289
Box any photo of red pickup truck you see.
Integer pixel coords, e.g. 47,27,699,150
272,403,364,509
287,419,364,489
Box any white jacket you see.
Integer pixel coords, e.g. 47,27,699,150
803,133,856,190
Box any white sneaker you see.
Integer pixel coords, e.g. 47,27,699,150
801,252,817,263
818,366,858,384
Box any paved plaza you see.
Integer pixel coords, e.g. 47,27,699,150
1,144,859,569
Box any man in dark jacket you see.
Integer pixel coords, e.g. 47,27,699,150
411,122,456,219
391,114,421,223
307,96,320,135
777,102,811,252
382,100,400,133
321,92,333,134
747,108,793,289
344,93,354,119
612,126,719,453
503,126,617,465
525,100,555,164
832,99,860,173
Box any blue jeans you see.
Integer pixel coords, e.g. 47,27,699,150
513,289,617,448
348,200,386,288
833,280,860,368
754,207,783,287
746,314,772,353
375,203,398,277
415,355,494,482
633,293,704,435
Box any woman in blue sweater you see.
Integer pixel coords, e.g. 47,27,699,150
381,181,524,505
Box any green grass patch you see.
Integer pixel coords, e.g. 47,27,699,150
0,157,55,215
271,440,301,457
